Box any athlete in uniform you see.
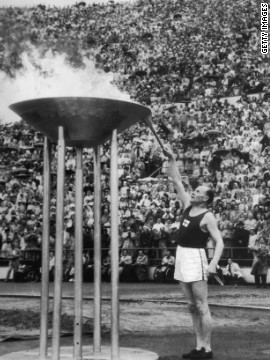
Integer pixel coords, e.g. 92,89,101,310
163,146,224,360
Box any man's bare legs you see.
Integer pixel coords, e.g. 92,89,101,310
191,281,212,352
181,282,204,350
181,281,212,352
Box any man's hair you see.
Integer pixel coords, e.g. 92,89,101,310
205,188,214,205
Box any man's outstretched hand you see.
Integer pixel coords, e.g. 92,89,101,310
163,145,175,159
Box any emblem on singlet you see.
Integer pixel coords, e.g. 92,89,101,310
182,219,190,227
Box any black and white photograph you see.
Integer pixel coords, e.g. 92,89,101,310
0,1,269,359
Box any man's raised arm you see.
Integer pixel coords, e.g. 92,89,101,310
163,147,190,209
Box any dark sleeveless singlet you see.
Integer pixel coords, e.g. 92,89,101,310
177,206,210,249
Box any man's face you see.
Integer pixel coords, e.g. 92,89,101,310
190,186,208,205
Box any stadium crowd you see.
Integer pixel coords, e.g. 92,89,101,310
0,0,270,280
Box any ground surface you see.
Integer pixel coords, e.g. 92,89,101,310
0,282,269,360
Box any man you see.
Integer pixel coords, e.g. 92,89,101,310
119,249,133,282
218,213,229,229
164,147,224,360
132,250,149,282
161,250,175,267
171,215,181,230
152,217,165,232
5,242,21,282
102,250,111,281
231,221,249,260
135,250,149,267
167,224,178,256
244,212,257,231
223,257,245,285
154,250,176,283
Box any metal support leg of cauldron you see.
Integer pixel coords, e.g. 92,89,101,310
93,146,102,354
5,98,159,360
74,147,83,360
110,129,119,360
52,126,66,360
39,136,51,360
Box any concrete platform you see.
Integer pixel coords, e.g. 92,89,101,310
0,345,159,360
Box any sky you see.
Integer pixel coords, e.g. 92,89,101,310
0,0,136,7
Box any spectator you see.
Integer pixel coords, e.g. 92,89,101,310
223,257,245,286
137,225,152,250
162,208,174,222
102,250,111,282
0,0,268,285
231,221,250,260
49,251,55,282
166,224,178,256
154,250,175,283
152,228,167,258
101,227,110,254
152,217,165,232
161,250,175,267
249,237,270,288
64,255,75,282
171,215,181,230
121,227,135,257
5,242,21,282
119,249,133,282
260,213,270,242
244,212,258,231
248,228,258,248
132,250,149,282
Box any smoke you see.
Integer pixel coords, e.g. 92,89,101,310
0,47,130,124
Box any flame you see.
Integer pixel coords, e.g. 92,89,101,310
0,47,130,124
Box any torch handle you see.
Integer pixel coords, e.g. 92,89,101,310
142,116,166,151
213,273,224,286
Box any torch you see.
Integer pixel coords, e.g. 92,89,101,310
142,114,167,151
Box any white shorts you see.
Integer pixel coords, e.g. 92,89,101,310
174,245,208,283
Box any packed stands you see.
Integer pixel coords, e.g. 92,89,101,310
0,0,269,278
